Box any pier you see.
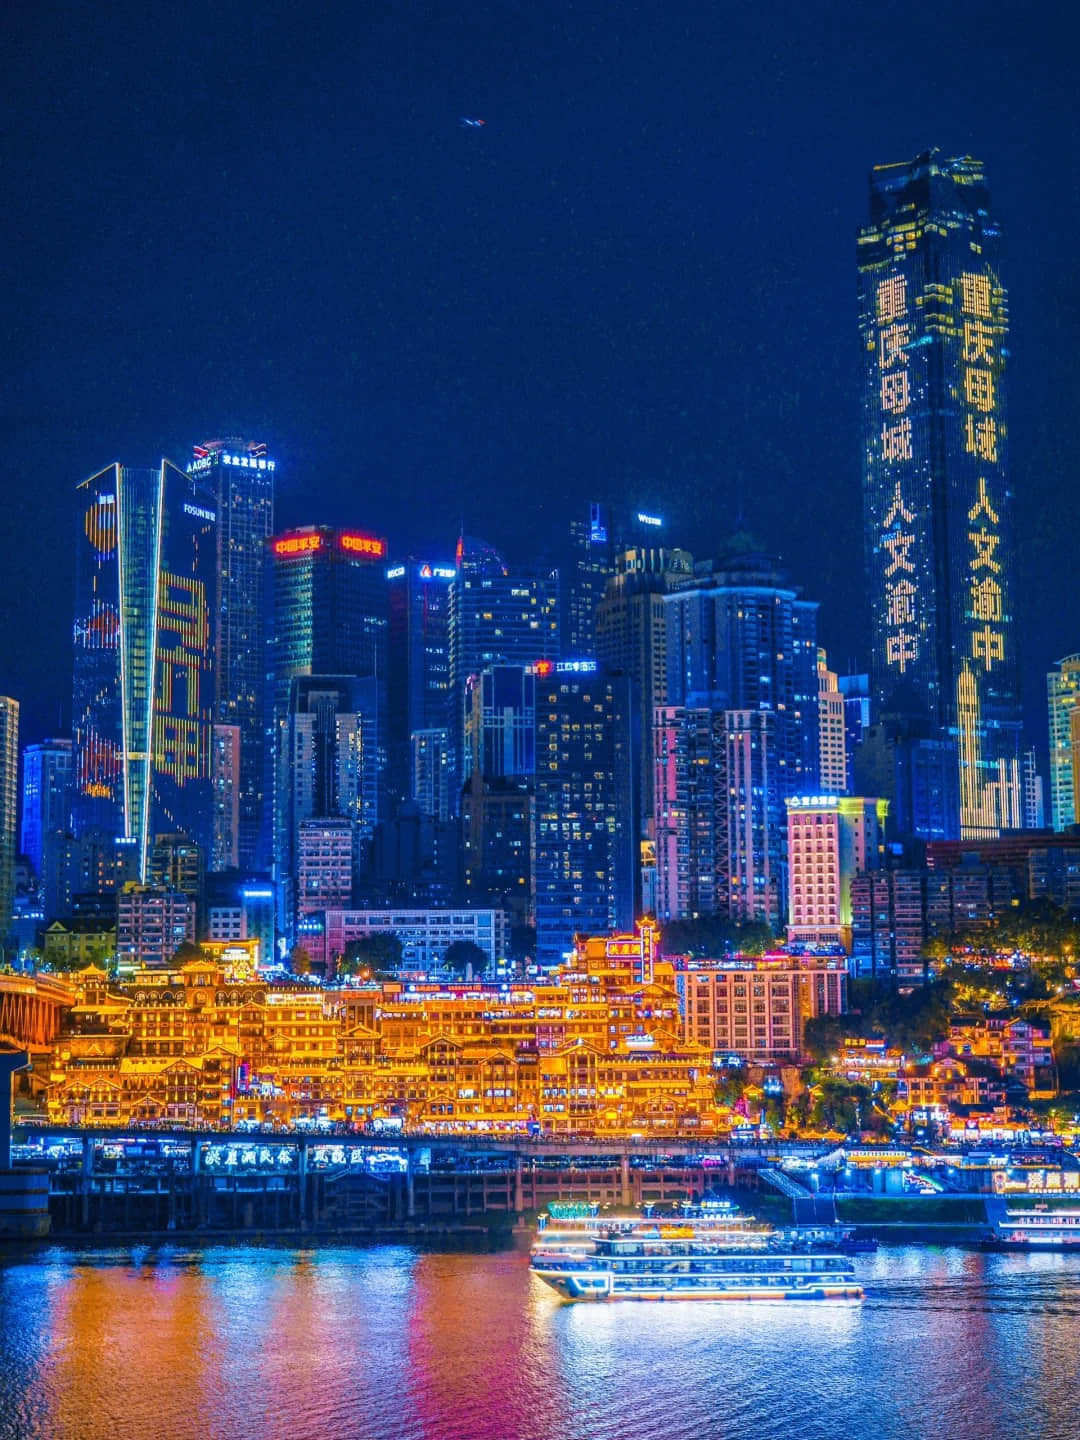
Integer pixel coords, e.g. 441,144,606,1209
9,1123,824,1241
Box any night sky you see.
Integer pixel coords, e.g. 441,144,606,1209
4,1,1077,754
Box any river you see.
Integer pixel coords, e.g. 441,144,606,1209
1,1244,1078,1439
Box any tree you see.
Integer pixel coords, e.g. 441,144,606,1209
172,940,206,965
290,945,313,976
337,932,403,978
509,924,537,964
661,913,777,959
444,940,488,977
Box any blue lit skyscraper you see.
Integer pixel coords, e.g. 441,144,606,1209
189,439,275,870
532,666,635,966
72,461,218,878
386,559,453,811
20,737,72,876
448,537,560,811
858,151,1023,839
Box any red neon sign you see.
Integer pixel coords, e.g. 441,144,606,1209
274,533,323,557
339,532,386,558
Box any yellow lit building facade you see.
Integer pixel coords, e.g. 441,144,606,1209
43,925,720,1136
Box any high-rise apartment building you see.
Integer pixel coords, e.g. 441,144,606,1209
664,550,819,796
189,440,275,869
596,544,694,835
465,665,537,782
675,955,847,1064
296,818,354,916
817,649,847,794
0,697,18,941
724,710,785,932
72,461,218,877
116,884,196,970
386,559,453,810
448,537,559,810
1048,654,1080,831
858,151,1022,840
567,501,613,656
533,668,635,966
785,794,887,951
266,526,388,874
210,724,241,870
276,675,381,908
21,737,72,877
653,706,726,923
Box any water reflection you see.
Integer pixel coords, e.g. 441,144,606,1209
1,1246,1079,1440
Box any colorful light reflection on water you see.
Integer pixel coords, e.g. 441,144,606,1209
2,1245,1079,1440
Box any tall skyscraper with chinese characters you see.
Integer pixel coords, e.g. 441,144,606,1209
21,737,73,876
189,440,275,871
1048,655,1080,831
858,151,1023,840
72,461,218,878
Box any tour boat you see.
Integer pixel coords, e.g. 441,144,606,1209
989,1203,1080,1248
530,1201,864,1303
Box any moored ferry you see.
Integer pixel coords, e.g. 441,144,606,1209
989,1203,1080,1248
530,1201,864,1303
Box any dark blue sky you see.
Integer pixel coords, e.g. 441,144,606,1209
4,0,1077,751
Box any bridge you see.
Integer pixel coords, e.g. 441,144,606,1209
0,973,77,1050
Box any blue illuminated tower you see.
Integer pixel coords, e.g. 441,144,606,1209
189,439,276,870
858,151,1022,839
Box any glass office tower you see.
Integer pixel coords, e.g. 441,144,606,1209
72,461,218,877
858,151,1022,839
189,439,275,869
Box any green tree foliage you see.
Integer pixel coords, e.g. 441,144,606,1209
803,976,953,1063
337,932,403,978
661,914,776,958
443,940,488,976
290,945,313,976
172,940,207,965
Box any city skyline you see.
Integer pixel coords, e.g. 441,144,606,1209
3,5,1077,759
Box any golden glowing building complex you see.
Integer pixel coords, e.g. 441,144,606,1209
45,926,740,1135
785,795,888,951
673,955,847,1065
858,152,1023,841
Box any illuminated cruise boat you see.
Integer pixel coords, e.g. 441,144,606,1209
530,1202,863,1303
990,1204,1080,1248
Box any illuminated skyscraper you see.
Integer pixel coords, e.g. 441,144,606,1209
72,461,218,878
532,667,635,966
21,737,73,876
664,550,820,797
386,559,453,810
858,151,1022,839
0,697,18,942
448,537,560,810
596,543,693,837
266,525,389,858
1048,654,1080,831
567,501,613,656
189,440,275,870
